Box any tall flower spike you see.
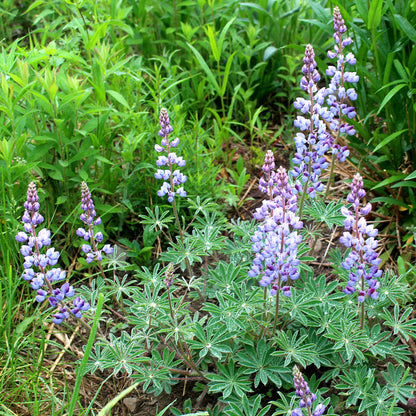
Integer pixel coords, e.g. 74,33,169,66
340,173,382,305
76,182,113,263
322,7,358,161
16,182,90,324
154,108,187,203
250,153,303,297
292,366,325,416
291,44,330,203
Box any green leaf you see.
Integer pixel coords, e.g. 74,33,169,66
376,86,407,116
303,199,346,228
217,17,236,60
204,25,220,62
206,361,252,399
391,180,416,188
220,52,236,97
186,42,220,94
272,330,316,367
107,90,130,109
393,14,416,43
15,316,36,336
382,362,414,404
405,170,416,180
263,46,278,61
56,195,68,205
370,196,411,209
371,174,406,189
368,0,383,30
382,305,416,341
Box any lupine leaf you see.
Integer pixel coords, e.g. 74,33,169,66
206,361,252,399
382,362,414,404
303,199,346,227
381,305,416,341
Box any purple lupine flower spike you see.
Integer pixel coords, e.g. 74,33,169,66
16,182,90,324
154,108,187,203
250,152,303,296
322,7,358,160
77,182,113,263
292,366,325,416
291,44,329,199
340,173,382,302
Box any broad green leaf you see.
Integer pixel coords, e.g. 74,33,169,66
394,14,416,43
56,195,68,205
368,0,383,30
186,43,219,94
391,180,416,188
204,25,220,62
405,170,416,180
371,174,406,189
220,52,236,97
107,90,130,109
355,0,369,24
372,129,407,153
217,16,236,60
371,196,411,209
263,46,278,61
376,86,407,116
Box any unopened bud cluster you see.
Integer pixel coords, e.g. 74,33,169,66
292,366,325,416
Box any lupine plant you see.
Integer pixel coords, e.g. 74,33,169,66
340,173,382,328
8,5,416,416
15,182,90,324
249,151,303,332
76,181,114,264
292,366,325,416
291,6,359,214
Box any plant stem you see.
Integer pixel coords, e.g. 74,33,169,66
272,277,281,334
67,292,104,416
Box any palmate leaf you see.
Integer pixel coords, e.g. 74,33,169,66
206,361,252,399
187,196,218,215
140,205,174,231
365,323,393,359
381,304,416,341
207,260,248,293
325,316,367,362
377,270,411,305
131,350,173,394
191,226,225,254
365,384,403,416
225,394,271,416
305,298,345,335
336,366,375,408
272,330,316,367
98,332,147,376
160,236,203,270
202,294,242,332
304,329,337,368
236,339,291,388
283,289,325,326
302,199,346,228
269,391,298,416
188,320,236,360
382,362,414,404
